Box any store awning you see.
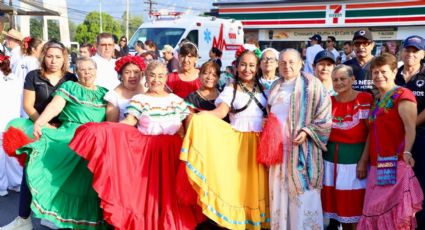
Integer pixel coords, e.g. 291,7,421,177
0,1,60,16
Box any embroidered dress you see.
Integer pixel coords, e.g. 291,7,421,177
13,81,108,229
103,89,130,120
265,75,332,230
180,85,269,229
358,87,423,229
167,72,201,98
322,92,373,223
70,94,202,230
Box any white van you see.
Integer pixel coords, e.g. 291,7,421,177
128,12,244,70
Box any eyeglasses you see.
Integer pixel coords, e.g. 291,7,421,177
326,40,333,43
261,57,276,63
354,41,372,47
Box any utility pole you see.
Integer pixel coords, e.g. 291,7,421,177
99,0,103,33
126,0,129,38
144,0,156,16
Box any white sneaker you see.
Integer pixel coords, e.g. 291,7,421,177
0,216,32,230
40,219,58,229
0,190,8,197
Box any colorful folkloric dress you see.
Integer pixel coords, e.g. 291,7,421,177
262,75,332,230
14,81,108,229
180,85,270,230
69,93,202,230
167,72,201,98
103,89,130,120
358,86,424,229
322,92,373,223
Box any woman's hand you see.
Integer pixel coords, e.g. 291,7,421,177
33,122,43,139
293,131,307,145
403,152,415,167
356,159,368,179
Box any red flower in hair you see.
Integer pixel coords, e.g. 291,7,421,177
23,36,32,50
235,46,246,59
0,55,10,63
115,55,146,73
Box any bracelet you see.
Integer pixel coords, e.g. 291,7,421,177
403,151,413,157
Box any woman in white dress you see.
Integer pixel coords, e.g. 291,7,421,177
0,55,24,196
104,55,147,121
259,48,332,230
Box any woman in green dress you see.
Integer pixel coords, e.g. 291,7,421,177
16,57,108,229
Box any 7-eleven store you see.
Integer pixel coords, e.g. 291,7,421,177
214,0,425,52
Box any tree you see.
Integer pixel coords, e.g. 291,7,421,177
30,17,42,39
121,11,143,39
69,20,77,41
47,20,60,40
75,11,122,44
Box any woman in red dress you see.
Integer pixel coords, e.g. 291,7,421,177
166,42,201,98
69,61,202,230
358,53,423,229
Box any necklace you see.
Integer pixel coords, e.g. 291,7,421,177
197,89,218,103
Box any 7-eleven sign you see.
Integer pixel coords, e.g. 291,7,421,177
327,4,346,25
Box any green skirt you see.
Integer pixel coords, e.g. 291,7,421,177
10,118,106,229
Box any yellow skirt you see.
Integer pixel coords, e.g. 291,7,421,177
180,114,270,229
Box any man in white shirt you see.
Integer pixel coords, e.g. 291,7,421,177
325,36,340,61
92,33,120,90
304,34,323,75
2,29,23,73
339,41,356,64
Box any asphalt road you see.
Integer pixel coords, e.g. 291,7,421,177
0,191,50,230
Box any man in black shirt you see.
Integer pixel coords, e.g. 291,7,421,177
344,30,376,97
395,35,425,228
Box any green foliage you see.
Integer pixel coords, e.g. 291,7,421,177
75,11,122,44
120,11,143,39
29,18,42,38
47,20,60,40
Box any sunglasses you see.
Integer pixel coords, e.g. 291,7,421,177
326,40,333,43
354,41,372,47
120,40,127,42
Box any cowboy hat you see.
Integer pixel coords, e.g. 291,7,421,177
2,29,24,41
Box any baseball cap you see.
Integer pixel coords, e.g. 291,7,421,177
314,50,336,65
403,35,425,50
353,29,373,41
161,44,174,53
309,34,322,42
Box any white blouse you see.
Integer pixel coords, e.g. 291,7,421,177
126,93,189,135
0,72,22,132
215,85,267,132
104,90,130,121
268,78,296,125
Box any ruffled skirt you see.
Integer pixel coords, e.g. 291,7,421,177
11,118,105,229
180,114,270,229
358,161,423,229
69,122,202,230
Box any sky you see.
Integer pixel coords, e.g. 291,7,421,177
66,0,216,23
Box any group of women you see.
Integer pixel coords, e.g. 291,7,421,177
0,37,423,230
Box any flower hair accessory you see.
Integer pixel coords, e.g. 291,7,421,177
23,36,32,50
115,55,146,73
0,55,10,63
235,44,262,59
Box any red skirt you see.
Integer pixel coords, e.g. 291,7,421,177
69,122,202,230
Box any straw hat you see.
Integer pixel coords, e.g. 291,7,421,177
2,29,24,41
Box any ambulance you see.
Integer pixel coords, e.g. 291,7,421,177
128,11,244,70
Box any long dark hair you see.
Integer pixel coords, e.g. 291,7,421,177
230,50,267,114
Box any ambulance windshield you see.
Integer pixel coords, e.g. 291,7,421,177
128,28,185,50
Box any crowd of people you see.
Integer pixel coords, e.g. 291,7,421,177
0,27,424,230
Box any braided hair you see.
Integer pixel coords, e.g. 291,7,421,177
229,50,267,114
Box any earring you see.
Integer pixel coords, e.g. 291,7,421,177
144,81,149,88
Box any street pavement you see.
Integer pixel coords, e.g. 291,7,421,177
0,191,49,230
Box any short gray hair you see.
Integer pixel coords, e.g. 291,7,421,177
75,57,97,71
279,48,302,61
332,64,354,78
146,60,168,76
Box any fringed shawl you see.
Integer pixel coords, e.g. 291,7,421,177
268,73,332,195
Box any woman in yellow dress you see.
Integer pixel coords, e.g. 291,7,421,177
180,50,270,229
